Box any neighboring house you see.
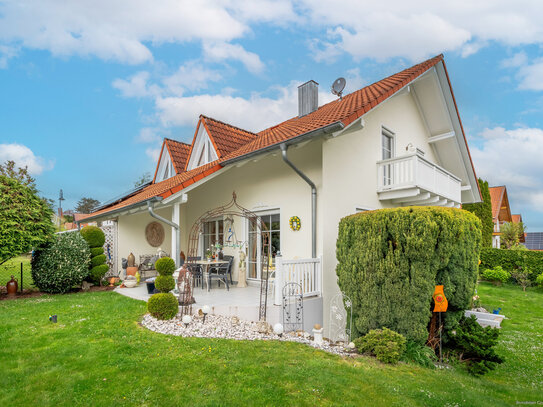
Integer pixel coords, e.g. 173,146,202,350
512,214,525,243
489,186,524,248
77,54,481,328
524,232,543,250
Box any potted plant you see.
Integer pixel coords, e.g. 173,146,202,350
206,249,212,261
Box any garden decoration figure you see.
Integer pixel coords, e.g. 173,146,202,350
238,249,247,288
433,285,448,363
177,264,194,317
6,275,18,296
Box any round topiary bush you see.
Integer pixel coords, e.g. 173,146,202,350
80,226,105,247
90,247,105,257
31,232,91,293
354,328,407,364
155,257,175,275
148,293,179,320
80,225,108,284
155,275,175,292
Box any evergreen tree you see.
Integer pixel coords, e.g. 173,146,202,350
463,179,493,247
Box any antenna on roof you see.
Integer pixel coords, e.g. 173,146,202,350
331,77,346,100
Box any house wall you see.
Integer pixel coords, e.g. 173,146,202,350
116,207,173,273
178,140,324,283
321,91,440,327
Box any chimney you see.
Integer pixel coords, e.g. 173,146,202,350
298,80,318,117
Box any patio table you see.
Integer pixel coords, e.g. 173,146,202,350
192,259,229,292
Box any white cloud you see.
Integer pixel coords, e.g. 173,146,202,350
0,143,54,175
0,0,247,64
136,128,162,144
155,81,336,132
0,44,18,68
203,42,264,74
112,71,161,98
301,1,543,62
162,61,222,95
515,58,543,91
145,147,161,162
471,126,543,212
501,52,528,68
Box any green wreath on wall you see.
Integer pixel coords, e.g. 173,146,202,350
289,216,301,231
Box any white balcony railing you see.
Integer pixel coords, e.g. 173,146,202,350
377,153,462,204
274,256,322,305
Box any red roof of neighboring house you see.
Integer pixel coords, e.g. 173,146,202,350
489,186,507,220
512,214,522,224
81,54,477,221
73,213,89,222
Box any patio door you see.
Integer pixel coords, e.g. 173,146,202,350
201,218,224,257
247,211,280,281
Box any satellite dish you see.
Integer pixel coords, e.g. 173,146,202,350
331,77,346,99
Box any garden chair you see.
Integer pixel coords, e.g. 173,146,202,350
208,255,234,290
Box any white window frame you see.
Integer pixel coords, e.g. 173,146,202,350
155,149,175,183
246,208,280,281
381,126,396,186
200,217,224,258
187,125,219,171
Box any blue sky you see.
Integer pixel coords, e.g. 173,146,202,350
1,1,543,230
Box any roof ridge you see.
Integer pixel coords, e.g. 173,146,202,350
164,138,191,147
200,114,258,136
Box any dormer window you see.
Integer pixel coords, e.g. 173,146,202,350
155,148,175,183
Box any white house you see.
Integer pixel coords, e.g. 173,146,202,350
78,54,481,330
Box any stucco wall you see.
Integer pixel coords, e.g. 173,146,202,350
321,91,439,326
116,207,173,273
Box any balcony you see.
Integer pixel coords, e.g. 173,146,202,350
377,152,462,207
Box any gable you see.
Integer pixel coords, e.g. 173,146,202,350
154,142,175,183
186,120,220,171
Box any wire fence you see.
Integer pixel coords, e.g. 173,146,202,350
0,256,34,292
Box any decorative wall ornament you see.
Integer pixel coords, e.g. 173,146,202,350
289,216,301,231
282,282,304,332
328,292,353,343
145,221,165,247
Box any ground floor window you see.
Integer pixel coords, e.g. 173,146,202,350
247,212,280,280
202,218,224,256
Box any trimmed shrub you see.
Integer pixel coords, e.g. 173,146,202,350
155,275,175,292
447,315,503,376
31,232,91,293
89,264,110,284
90,247,105,257
80,225,108,284
155,257,176,275
480,247,543,282
354,328,406,364
481,266,510,284
90,254,107,268
336,207,481,344
401,341,436,368
80,226,105,247
148,293,179,320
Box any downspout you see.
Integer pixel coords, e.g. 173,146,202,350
147,201,181,267
280,143,317,258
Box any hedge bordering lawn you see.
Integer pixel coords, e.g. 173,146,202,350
480,247,543,281
336,207,481,344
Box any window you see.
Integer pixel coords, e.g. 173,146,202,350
202,219,224,255
247,212,280,280
381,128,395,186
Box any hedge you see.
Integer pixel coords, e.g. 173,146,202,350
336,207,481,344
480,247,543,281
80,226,108,284
462,179,493,248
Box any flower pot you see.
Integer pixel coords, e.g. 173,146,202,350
126,266,138,277
124,279,137,288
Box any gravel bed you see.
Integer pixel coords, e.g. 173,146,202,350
141,313,354,356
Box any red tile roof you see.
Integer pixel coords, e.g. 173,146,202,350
512,214,522,224
489,186,505,219
223,54,444,161
82,54,476,221
165,138,191,173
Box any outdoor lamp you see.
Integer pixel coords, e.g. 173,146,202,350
182,314,192,328
273,323,284,337
202,305,210,323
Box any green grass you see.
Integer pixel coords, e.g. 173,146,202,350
0,284,541,406
0,254,33,289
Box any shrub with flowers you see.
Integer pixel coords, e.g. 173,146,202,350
31,232,91,293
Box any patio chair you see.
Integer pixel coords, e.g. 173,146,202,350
208,255,234,290
187,256,203,288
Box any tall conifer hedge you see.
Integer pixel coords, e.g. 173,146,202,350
336,207,481,344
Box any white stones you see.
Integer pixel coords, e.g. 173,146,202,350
141,313,353,356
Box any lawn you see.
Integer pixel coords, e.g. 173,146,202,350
0,283,541,406
0,254,33,290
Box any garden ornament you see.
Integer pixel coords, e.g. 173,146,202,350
433,285,448,312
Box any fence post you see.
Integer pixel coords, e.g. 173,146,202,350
20,262,23,292
274,255,283,306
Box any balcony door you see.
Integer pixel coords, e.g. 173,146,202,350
382,127,395,186
247,211,280,281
